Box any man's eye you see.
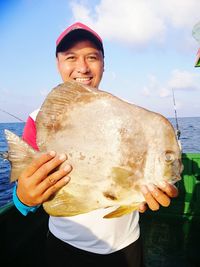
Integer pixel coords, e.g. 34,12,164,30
66,56,75,61
88,56,97,61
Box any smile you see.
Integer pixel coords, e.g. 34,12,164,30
75,77,92,82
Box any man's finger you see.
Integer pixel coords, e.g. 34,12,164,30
138,202,147,213
21,151,57,177
39,164,72,193
141,185,160,211
33,153,67,182
42,176,71,202
157,181,179,198
147,184,171,207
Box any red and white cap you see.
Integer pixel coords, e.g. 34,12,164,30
56,22,104,56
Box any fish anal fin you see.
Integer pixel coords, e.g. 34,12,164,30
43,190,95,217
103,204,139,219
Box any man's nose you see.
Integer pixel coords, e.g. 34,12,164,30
76,58,90,73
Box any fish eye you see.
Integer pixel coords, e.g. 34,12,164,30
164,151,175,163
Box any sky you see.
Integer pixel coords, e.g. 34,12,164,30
0,0,200,122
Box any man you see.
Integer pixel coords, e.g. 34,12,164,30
13,22,178,267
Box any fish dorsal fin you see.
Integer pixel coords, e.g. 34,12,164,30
40,81,100,115
103,204,139,219
36,81,106,149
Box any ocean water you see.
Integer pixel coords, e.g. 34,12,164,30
0,117,200,207
0,122,25,207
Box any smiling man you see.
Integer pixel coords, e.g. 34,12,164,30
13,22,178,267
56,23,104,87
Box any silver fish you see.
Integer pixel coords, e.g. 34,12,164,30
4,81,183,218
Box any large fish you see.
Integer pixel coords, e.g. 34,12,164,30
4,81,183,218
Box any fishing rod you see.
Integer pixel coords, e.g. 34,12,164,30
172,88,181,140
0,108,24,160
0,108,24,122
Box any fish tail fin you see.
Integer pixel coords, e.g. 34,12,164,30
103,204,139,219
4,129,37,182
0,151,9,160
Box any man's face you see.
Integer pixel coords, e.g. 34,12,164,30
56,40,104,88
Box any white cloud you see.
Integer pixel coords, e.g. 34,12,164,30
141,74,160,97
142,69,200,99
70,1,91,20
142,86,151,96
168,69,200,90
159,87,171,98
40,89,49,96
70,0,200,47
71,0,165,45
158,0,200,29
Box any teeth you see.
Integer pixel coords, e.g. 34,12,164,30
75,78,90,82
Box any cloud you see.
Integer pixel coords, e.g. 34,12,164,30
70,0,165,45
142,69,200,98
141,74,160,97
168,69,200,91
159,87,171,98
40,89,49,96
158,1,200,29
70,0,200,47
142,86,151,97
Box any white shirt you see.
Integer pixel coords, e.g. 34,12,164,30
49,207,140,254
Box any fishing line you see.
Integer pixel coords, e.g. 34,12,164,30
0,108,24,159
0,108,24,122
172,89,181,141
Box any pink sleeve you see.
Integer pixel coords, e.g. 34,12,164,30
22,116,39,151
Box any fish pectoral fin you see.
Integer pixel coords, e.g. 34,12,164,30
103,204,139,219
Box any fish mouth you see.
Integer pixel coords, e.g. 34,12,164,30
180,162,184,174
170,175,182,184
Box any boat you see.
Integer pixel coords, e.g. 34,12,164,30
0,152,200,267
140,152,200,267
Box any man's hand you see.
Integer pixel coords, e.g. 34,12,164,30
138,181,178,213
16,151,72,207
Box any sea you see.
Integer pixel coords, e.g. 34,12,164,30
0,117,200,208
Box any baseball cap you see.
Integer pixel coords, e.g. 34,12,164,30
56,22,104,56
